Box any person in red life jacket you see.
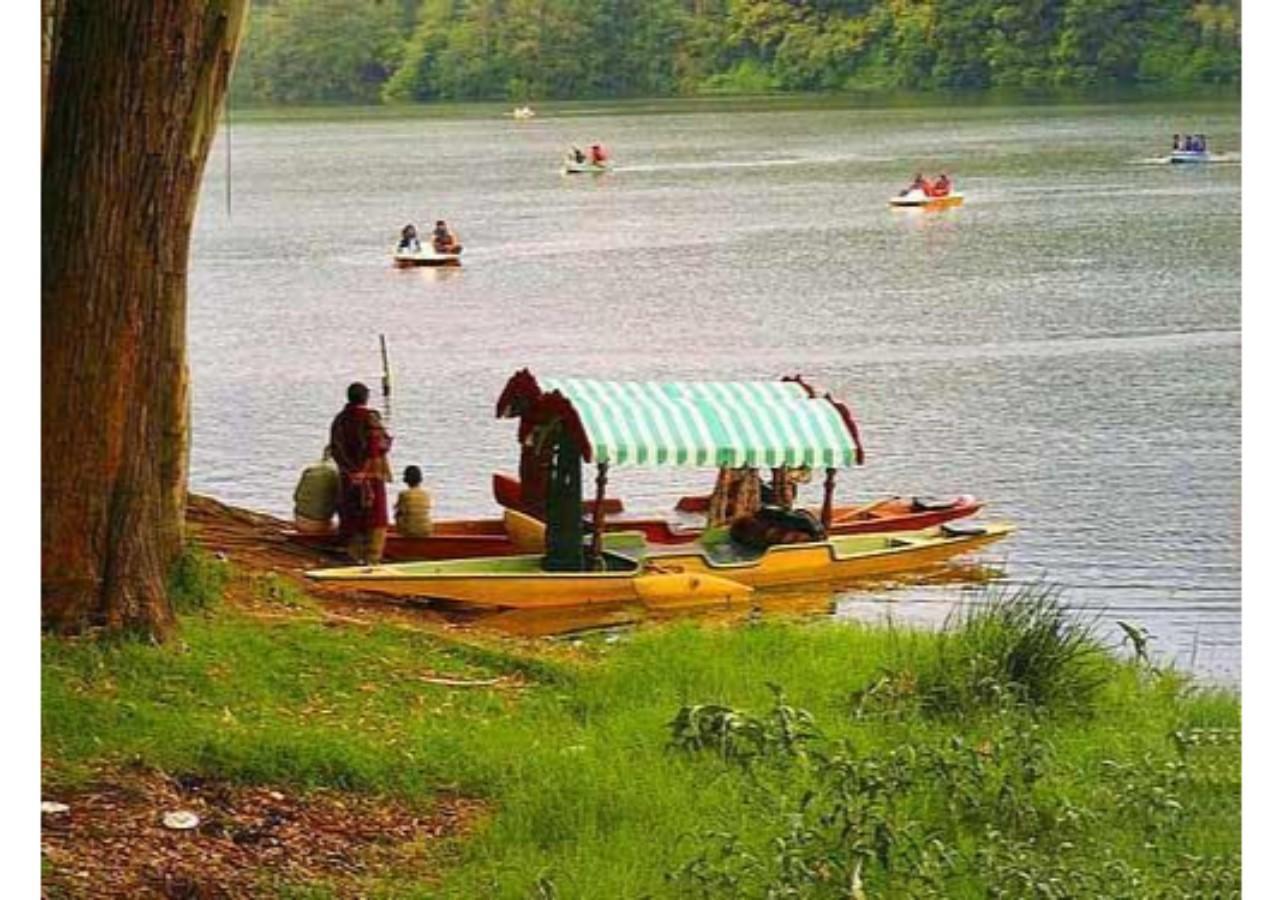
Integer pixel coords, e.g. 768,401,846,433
432,219,462,254
589,143,606,165
930,173,951,197
329,382,393,564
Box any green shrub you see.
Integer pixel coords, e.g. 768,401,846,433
914,583,1111,716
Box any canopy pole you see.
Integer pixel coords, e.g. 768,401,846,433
590,461,609,566
771,467,788,508
821,467,837,531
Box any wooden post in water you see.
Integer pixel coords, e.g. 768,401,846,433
590,462,609,567
821,467,838,531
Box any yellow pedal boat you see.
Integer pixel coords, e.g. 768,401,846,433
306,522,1012,609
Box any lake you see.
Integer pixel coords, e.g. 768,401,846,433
188,95,1240,680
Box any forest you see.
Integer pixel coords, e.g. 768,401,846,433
230,0,1241,106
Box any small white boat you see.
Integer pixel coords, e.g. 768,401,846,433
392,245,462,268
1168,149,1210,164
512,106,535,120
889,188,964,208
563,157,610,175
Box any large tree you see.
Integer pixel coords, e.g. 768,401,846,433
42,0,248,638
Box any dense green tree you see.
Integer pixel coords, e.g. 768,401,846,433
231,0,1240,104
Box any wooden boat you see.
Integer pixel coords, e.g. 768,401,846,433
285,519,515,562
393,245,462,268
305,522,1012,608
889,188,964,208
288,492,983,562
493,472,623,516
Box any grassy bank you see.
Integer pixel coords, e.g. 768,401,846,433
42,564,1239,897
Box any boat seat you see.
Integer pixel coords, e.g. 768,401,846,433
911,496,957,512
941,523,987,538
704,540,768,565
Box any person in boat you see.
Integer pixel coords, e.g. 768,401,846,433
570,146,586,164
707,466,762,528
762,466,811,509
329,382,393,565
398,223,420,252
394,465,433,538
902,172,927,196
432,220,461,254
930,173,952,197
292,446,340,534
589,143,606,165
1172,134,1183,152
1196,134,1208,152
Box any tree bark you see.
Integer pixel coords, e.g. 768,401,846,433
42,0,248,638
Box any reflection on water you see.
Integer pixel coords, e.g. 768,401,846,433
190,96,1240,682
445,558,1005,639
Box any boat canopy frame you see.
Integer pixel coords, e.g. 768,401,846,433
496,370,868,568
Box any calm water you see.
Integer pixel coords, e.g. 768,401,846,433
189,96,1240,681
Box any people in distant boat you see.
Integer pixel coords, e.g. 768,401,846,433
1195,134,1208,152
589,143,606,164
394,465,434,538
329,382,393,565
901,173,927,196
432,220,462,254
570,146,586,164
928,173,952,197
292,446,340,534
398,223,420,252
1172,134,1182,151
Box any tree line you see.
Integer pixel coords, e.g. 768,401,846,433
230,0,1240,106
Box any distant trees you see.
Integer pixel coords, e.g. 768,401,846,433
230,0,1241,105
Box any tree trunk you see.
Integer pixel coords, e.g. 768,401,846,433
42,0,248,638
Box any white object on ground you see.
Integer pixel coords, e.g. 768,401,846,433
41,801,70,815
162,810,200,830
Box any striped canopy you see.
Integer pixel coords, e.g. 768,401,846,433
536,377,863,469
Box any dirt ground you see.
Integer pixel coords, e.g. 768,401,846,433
41,764,483,899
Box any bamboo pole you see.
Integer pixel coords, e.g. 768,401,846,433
379,334,392,424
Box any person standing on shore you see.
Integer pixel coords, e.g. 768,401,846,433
329,382,393,564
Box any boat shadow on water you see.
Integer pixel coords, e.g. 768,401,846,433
439,558,1007,639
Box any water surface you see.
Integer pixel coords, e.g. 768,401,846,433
190,96,1240,680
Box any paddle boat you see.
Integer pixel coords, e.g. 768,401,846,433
889,185,964,208
392,245,462,268
1167,134,1211,164
563,144,611,174
307,375,1012,608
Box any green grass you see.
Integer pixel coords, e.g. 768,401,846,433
42,587,1239,898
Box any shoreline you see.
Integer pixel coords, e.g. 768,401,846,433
42,500,1242,895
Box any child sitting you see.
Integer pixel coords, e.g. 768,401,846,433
394,465,433,537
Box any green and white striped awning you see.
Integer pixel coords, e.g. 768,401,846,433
538,377,863,469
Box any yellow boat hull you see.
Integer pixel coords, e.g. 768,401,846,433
646,523,1013,590
306,524,1011,609
308,558,753,609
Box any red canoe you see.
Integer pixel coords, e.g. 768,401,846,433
287,483,983,564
